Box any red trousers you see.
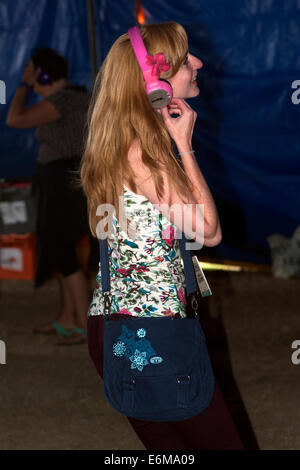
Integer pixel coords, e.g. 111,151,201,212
87,314,245,450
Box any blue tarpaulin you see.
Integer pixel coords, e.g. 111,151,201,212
0,0,299,265
0,0,92,177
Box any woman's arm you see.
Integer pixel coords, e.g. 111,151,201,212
6,61,61,128
127,138,221,248
6,85,61,128
176,141,222,246
158,98,222,247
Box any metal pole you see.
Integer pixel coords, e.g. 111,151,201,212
86,0,98,82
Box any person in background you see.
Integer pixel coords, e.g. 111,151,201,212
6,48,91,345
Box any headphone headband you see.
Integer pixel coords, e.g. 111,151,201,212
128,26,173,108
128,26,152,74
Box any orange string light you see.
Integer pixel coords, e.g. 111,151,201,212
135,0,146,24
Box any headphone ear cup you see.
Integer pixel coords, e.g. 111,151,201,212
145,79,173,109
36,68,52,85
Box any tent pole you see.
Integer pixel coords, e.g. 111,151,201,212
86,0,98,81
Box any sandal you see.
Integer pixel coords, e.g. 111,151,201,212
56,327,87,346
33,321,74,339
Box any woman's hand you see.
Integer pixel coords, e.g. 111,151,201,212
160,98,197,147
21,60,38,86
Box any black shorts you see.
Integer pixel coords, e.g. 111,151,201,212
33,156,89,288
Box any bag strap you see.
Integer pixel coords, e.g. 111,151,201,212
99,238,111,292
98,232,198,295
178,235,198,295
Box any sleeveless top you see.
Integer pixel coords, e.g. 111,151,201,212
35,86,89,165
88,184,187,318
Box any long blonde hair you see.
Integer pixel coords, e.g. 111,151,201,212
81,22,193,238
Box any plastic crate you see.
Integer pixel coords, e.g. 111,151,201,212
0,233,36,280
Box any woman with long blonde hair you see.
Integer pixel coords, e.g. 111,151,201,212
81,22,244,450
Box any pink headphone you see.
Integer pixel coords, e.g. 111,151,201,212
128,26,173,109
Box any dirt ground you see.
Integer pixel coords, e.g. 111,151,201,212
0,269,300,450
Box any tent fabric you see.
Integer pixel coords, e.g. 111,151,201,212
1,0,300,265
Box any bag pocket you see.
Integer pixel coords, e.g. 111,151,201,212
104,371,195,421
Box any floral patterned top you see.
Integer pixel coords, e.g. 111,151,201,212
88,184,187,318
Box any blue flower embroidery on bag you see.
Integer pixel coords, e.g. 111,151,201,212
113,341,126,357
112,326,163,370
137,328,146,338
129,350,149,371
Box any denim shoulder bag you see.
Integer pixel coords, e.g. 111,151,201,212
99,233,215,422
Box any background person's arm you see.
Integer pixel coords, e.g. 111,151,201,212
6,88,61,128
6,60,61,128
